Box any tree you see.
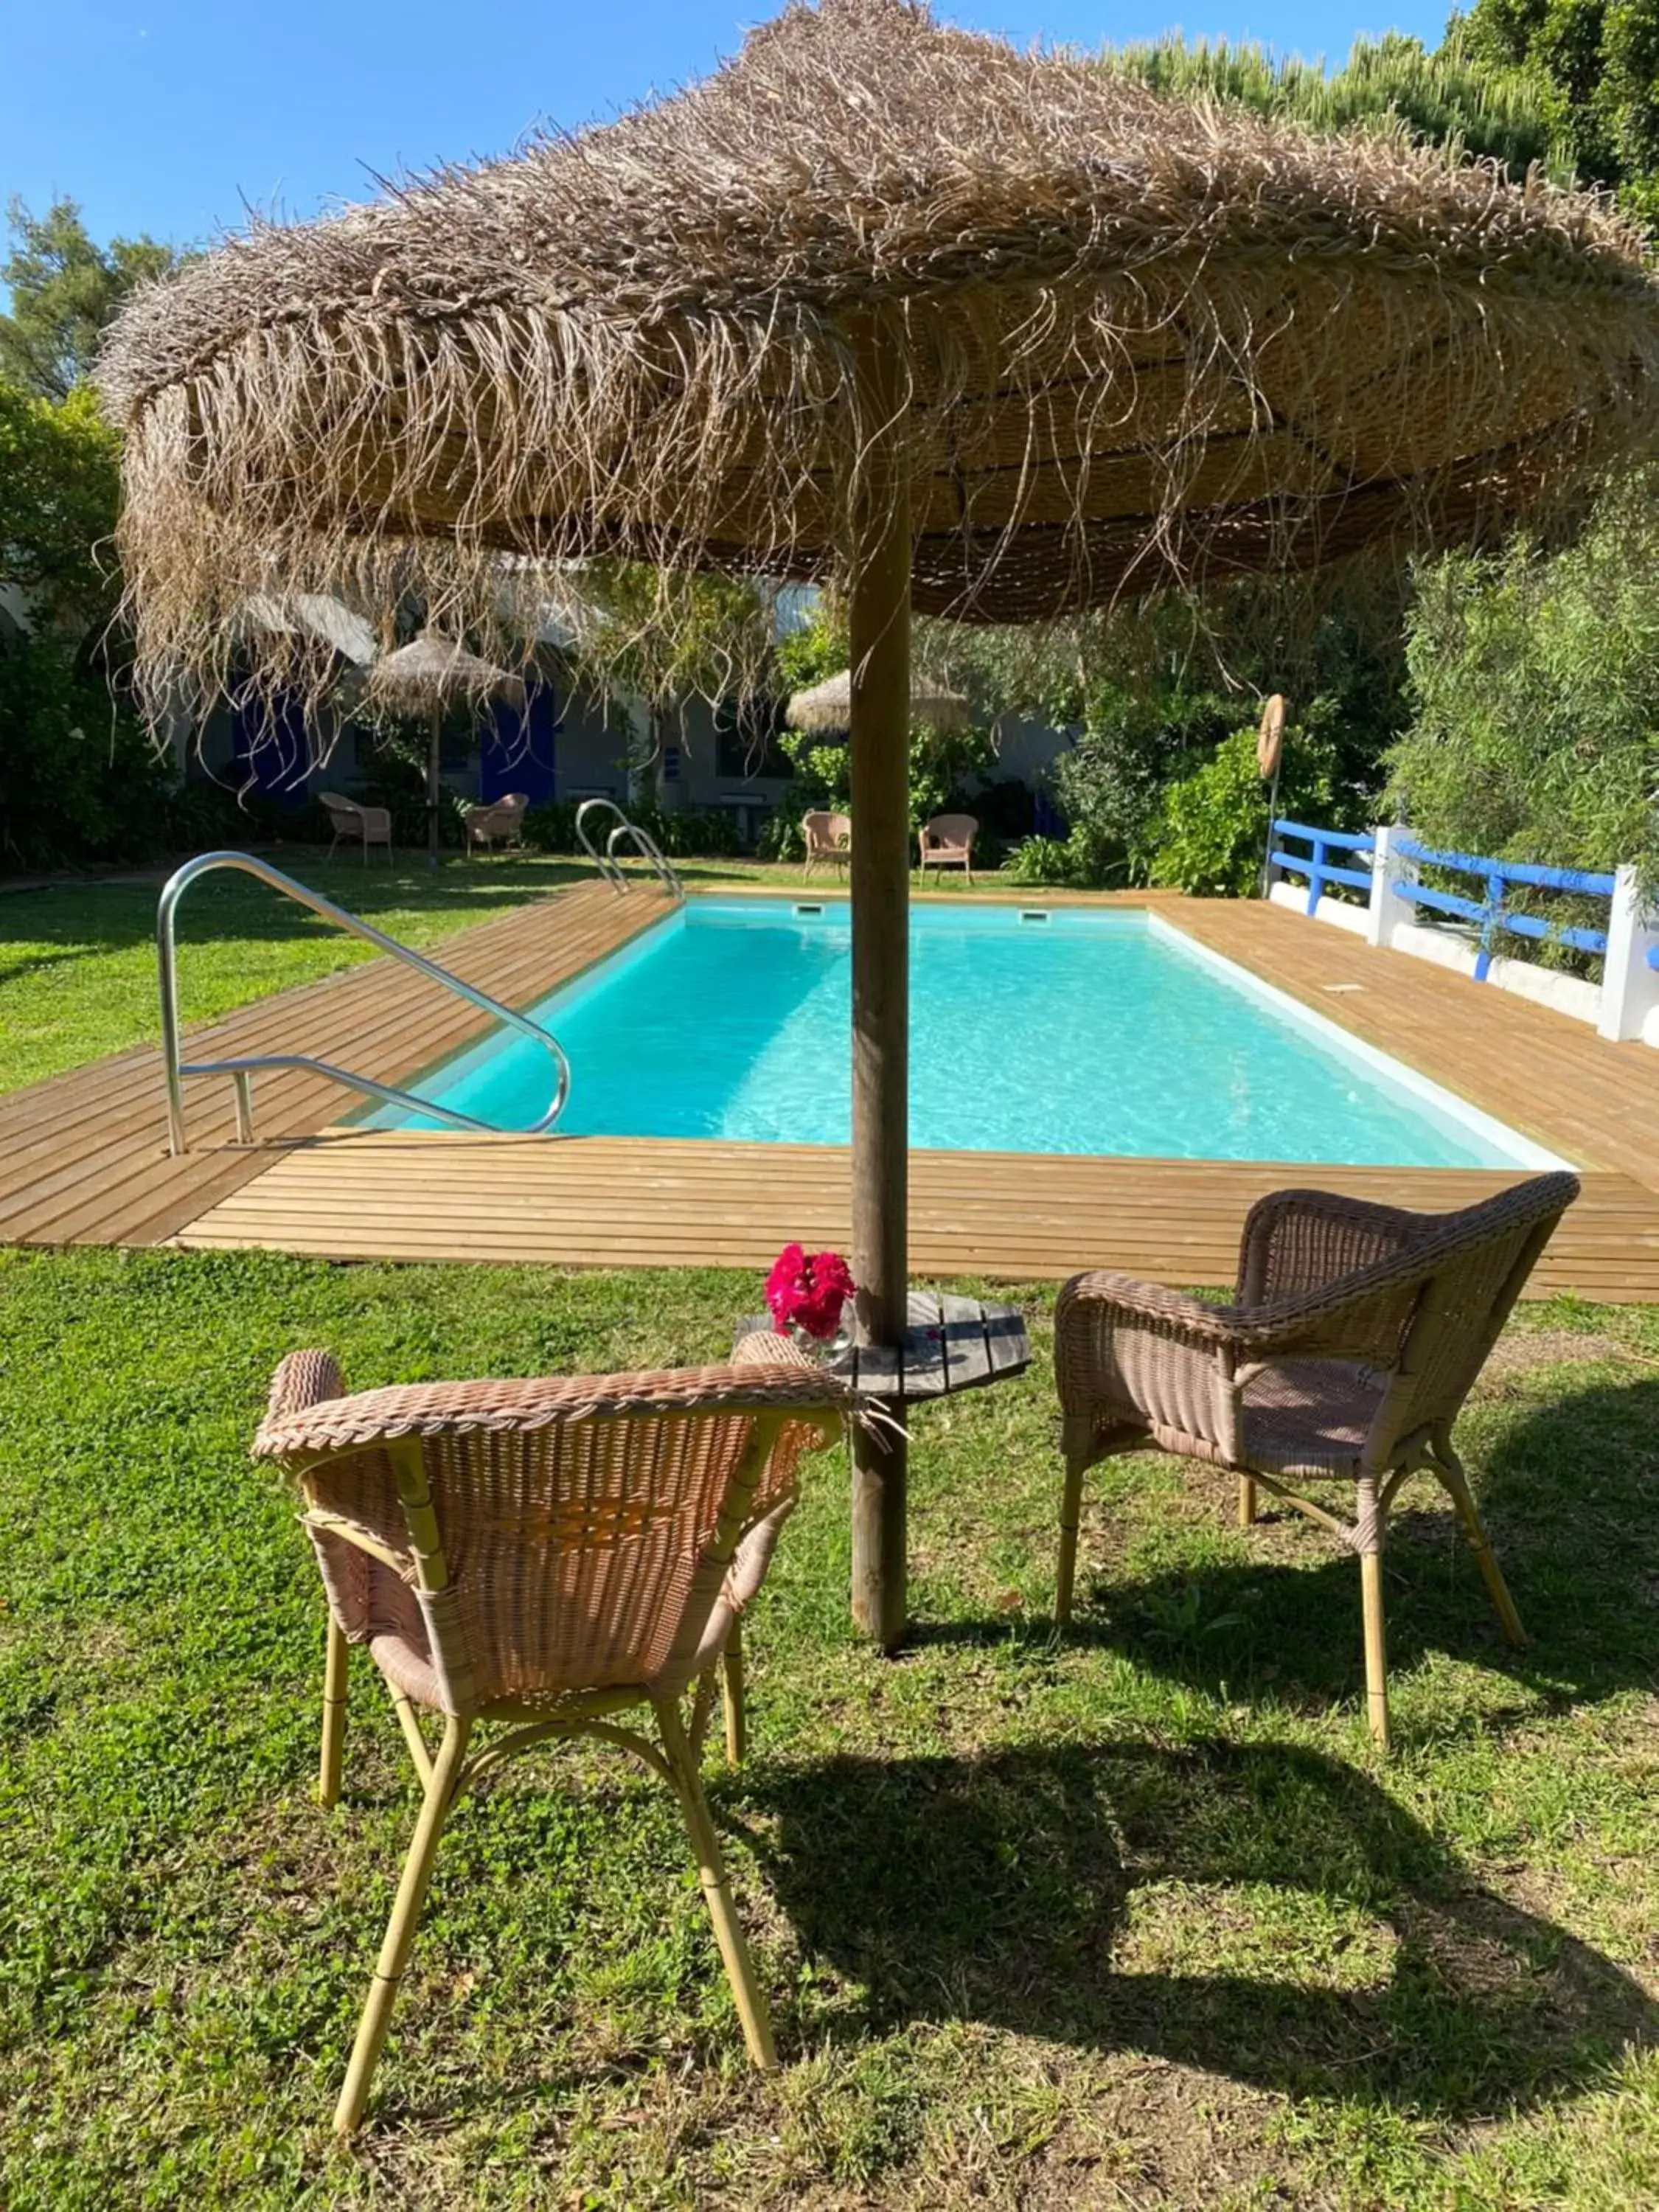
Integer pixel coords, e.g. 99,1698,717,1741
0,198,180,400
0,378,122,623
1460,0,1659,206
1388,470,1659,883
1108,29,1560,182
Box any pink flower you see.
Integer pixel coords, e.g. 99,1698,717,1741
765,1245,855,1341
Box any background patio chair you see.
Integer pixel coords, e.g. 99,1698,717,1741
1051,1172,1579,1747
918,812,978,884
254,1332,845,2132
801,810,852,877
319,790,394,863
460,790,529,855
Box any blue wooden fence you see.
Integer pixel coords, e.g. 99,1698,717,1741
1268,819,1374,915
1391,837,1616,981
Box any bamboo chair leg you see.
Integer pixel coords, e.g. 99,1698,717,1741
1360,1548,1390,1751
722,1618,747,1768
1238,1475,1258,1528
388,1684,435,1788
319,1615,350,1808
334,1714,473,2135
655,1699,776,2070
1056,1453,1087,1624
1432,1440,1526,1646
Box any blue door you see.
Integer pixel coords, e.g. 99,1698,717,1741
232,687,311,807
481,675,560,804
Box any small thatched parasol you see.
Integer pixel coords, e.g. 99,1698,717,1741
100,0,1659,1648
788,667,967,734
369,638,526,866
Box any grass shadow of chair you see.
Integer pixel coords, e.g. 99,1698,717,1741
1037,1369,1659,1730
748,1736,1654,2118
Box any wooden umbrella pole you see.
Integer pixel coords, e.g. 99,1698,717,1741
847,317,912,1650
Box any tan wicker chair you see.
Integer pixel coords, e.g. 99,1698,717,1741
319,790,394,863
460,790,529,855
801,810,852,877
1053,1172,1579,1748
254,1332,846,2133
918,811,978,883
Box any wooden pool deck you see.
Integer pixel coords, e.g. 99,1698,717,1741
4,876,1658,1298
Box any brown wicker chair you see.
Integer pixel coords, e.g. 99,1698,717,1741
1053,1172,1579,1748
801,809,852,877
918,811,978,883
254,1332,846,2132
460,790,529,855
319,790,394,863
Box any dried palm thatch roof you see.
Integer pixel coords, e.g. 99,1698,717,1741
100,0,1659,731
369,636,526,713
788,667,967,732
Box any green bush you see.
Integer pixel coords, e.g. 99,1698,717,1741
1389,473,1659,889
1005,835,1076,886
0,637,172,869
1148,723,1345,897
522,799,582,854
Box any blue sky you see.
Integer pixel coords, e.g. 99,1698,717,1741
5,1,1448,257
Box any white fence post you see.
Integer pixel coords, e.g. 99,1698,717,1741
1598,864,1659,1043
1366,823,1416,950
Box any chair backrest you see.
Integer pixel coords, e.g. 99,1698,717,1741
255,1356,843,1714
803,810,851,852
319,791,361,821
922,813,977,849
1251,1174,1579,1468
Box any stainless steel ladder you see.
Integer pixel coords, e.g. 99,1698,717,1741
576,798,684,899
156,851,571,1155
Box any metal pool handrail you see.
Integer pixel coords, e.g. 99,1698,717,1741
156,851,571,1156
575,797,684,898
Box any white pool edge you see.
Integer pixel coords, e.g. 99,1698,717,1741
1145,909,1572,1172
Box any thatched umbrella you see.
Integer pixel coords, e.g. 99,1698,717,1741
100,0,1659,1647
788,666,967,734
369,636,526,867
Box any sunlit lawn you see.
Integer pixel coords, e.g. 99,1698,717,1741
1,1246,1655,2208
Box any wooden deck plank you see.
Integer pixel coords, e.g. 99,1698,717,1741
170,1133,1659,1298
8,882,1659,1298
0,881,667,1245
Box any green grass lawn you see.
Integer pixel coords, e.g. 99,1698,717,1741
1,1245,1655,2208
0,850,1009,1094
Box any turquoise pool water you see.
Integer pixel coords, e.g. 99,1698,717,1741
368,898,1559,1166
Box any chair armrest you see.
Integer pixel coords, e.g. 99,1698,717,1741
1237,1186,1429,1307
1055,1272,1248,1458
265,1348,347,1425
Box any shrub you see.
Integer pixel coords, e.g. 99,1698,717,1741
1390,473,1659,888
1148,721,1346,897
1005,834,1076,886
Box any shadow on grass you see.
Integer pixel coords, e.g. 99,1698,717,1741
752,1736,1653,2118
993,1376,1659,1724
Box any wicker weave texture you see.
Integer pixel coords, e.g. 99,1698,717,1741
1055,1172,1579,1478
258,1340,846,1713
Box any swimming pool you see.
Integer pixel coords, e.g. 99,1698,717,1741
366,897,1562,1167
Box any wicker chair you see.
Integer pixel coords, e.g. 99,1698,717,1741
918,811,978,883
254,1332,846,2133
460,790,529,855
801,810,852,877
319,790,394,863
1053,1172,1579,1748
